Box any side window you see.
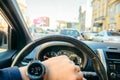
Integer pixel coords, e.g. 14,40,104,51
0,13,8,52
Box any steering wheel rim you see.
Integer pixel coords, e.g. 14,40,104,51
11,35,108,80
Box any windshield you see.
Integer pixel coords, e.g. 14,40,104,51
107,32,120,36
17,0,120,43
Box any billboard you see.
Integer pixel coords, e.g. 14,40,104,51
33,17,49,26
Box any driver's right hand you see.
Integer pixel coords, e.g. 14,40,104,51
43,55,84,80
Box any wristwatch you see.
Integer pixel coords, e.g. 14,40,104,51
26,60,46,80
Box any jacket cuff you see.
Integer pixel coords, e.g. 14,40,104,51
0,66,22,80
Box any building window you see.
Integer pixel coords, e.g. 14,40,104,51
110,6,114,17
109,6,115,23
115,3,120,14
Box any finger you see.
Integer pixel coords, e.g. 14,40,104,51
74,65,80,72
68,60,74,64
76,71,84,80
83,78,87,80
58,55,69,59
55,55,70,62
45,55,69,63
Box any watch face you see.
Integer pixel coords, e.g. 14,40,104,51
28,63,43,76
27,60,46,79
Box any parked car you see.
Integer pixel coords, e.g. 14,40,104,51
29,27,47,39
46,29,59,35
93,31,120,42
60,28,80,39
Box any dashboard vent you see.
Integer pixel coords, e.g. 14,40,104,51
106,52,120,59
107,47,118,50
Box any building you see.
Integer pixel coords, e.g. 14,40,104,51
107,0,120,31
0,0,31,30
92,0,120,32
17,0,31,26
0,15,8,31
78,6,86,31
57,20,80,31
92,0,108,32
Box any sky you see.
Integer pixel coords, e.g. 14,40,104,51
24,0,92,27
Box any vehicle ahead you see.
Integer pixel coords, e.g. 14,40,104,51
93,31,120,43
60,28,80,39
29,27,47,39
80,31,97,40
0,0,120,80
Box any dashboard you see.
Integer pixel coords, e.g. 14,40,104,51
98,49,120,80
23,41,120,80
33,41,88,70
37,46,86,69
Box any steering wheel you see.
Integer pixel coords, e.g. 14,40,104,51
11,35,108,80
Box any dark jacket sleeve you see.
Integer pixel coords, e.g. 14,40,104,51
0,66,22,80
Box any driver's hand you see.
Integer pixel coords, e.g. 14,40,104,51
43,55,84,80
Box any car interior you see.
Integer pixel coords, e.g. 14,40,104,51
0,0,120,80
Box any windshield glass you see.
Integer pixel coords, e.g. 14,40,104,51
107,32,120,36
17,0,120,43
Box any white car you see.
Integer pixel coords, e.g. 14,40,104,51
93,31,120,43
80,32,97,40
29,27,47,39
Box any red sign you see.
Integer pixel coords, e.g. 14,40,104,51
33,17,49,26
